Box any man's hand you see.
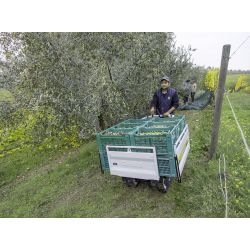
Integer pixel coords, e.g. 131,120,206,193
163,112,170,117
150,107,155,115
164,107,175,117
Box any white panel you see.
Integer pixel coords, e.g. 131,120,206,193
178,142,190,175
106,146,159,180
174,124,190,176
174,124,189,152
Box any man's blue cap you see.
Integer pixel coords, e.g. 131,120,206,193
160,76,170,82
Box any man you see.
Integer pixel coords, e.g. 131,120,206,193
150,76,179,117
183,79,191,104
190,80,197,102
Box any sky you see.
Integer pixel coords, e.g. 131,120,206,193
1,32,249,72
175,32,250,70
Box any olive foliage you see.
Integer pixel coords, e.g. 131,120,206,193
0,32,200,139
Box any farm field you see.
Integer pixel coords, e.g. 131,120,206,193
225,73,250,92
0,76,249,218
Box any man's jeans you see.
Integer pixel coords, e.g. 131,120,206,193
191,92,195,102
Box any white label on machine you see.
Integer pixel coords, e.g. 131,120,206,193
106,146,160,180
174,124,190,176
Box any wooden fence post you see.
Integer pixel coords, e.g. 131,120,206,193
208,44,231,160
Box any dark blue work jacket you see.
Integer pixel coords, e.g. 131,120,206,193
150,88,179,115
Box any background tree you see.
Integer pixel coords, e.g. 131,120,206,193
0,32,205,143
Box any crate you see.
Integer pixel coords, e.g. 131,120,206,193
114,122,144,129
146,122,181,139
153,114,185,121
121,118,151,124
145,121,175,128
132,126,177,157
157,156,177,177
96,115,186,177
96,127,138,171
132,126,178,177
152,115,186,134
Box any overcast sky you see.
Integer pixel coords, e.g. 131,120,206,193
175,32,250,70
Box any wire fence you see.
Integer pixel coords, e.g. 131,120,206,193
218,154,228,218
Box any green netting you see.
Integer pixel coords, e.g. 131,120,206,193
178,90,213,110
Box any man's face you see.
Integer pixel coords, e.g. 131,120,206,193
161,80,170,90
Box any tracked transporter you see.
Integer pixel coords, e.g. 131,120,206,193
96,115,190,192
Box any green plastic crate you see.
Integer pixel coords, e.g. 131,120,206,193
146,122,181,139
132,126,178,177
121,118,151,124
114,122,144,129
132,126,177,156
152,115,185,134
96,127,138,171
157,156,177,176
96,115,185,177
153,114,185,120
145,121,175,128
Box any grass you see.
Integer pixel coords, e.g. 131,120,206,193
226,73,250,91
0,143,99,217
224,92,250,145
0,108,226,218
0,146,79,188
214,91,250,216
206,74,250,217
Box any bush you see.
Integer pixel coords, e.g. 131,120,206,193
204,69,219,92
0,107,83,158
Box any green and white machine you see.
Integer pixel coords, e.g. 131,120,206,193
96,115,190,192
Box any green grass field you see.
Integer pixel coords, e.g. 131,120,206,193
0,108,225,217
214,91,250,216
225,73,250,91
0,79,249,217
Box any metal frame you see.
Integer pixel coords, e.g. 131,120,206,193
103,119,190,183
98,153,104,174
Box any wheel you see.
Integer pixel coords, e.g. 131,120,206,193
157,177,173,193
148,180,158,189
122,177,139,187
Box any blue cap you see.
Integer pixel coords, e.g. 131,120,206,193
160,76,170,82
